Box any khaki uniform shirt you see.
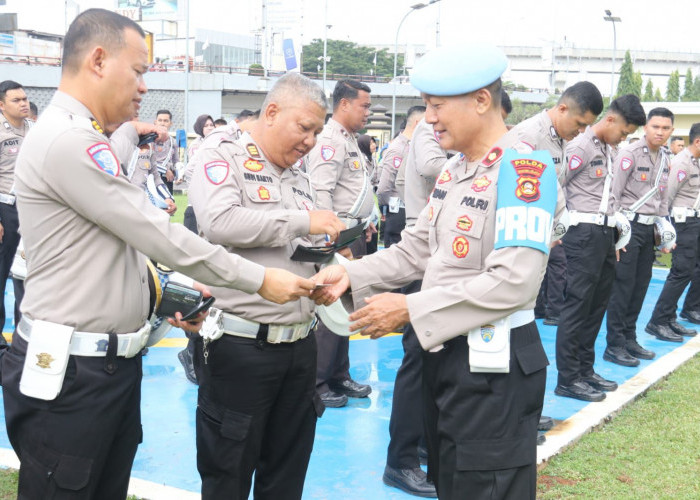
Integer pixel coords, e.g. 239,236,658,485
611,136,670,216
185,122,241,184
15,91,264,333
152,136,179,176
0,113,30,194
188,132,320,325
563,127,614,215
400,118,448,227
307,118,374,218
511,110,565,177
667,148,700,209
127,145,168,194
377,134,409,207
343,130,566,350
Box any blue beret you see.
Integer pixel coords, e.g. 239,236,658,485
411,43,508,96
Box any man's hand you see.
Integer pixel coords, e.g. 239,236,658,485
165,170,175,182
349,293,410,339
164,198,177,216
131,121,170,143
615,246,627,262
0,221,4,243
258,268,315,304
660,244,675,254
337,247,353,259
167,283,212,333
550,239,562,248
365,221,377,242
310,265,350,305
308,210,346,243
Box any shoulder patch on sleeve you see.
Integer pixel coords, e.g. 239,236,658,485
393,156,402,169
204,161,229,185
620,157,633,171
568,154,582,170
87,142,120,177
678,170,687,182
321,145,335,161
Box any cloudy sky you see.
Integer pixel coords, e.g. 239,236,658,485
1,0,696,54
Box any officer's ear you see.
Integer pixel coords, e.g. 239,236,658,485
262,102,279,126
473,88,492,115
86,45,108,77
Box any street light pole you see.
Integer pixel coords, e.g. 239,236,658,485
322,0,329,95
391,0,440,138
604,9,621,99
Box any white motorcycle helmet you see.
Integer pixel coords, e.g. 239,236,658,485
551,208,570,242
654,216,676,251
613,212,632,251
316,253,360,337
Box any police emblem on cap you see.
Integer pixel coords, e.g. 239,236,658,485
87,142,120,177
620,158,632,171
321,145,335,161
480,325,495,343
393,157,402,169
258,185,271,200
244,159,264,172
482,147,503,167
456,214,473,232
568,155,582,170
452,236,469,258
678,170,687,182
36,352,55,369
437,171,452,184
512,158,547,203
246,143,261,158
471,176,491,192
205,161,229,185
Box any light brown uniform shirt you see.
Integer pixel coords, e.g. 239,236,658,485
377,134,409,207
126,145,168,194
188,132,319,325
15,91,264,333
563,127,614,215
400,118,448,227
307,118,374,218
511,110,565,177
667,148,700,209
343,130,566,350
0,113,30,194
611,136,670,216
152,136,178,175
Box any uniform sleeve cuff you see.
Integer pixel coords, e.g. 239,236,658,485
236,260,267,294
290,211,311,238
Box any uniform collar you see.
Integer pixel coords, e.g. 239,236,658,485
540,110,561,141
52,90,106,135
0,111,28,135
328,117,358,142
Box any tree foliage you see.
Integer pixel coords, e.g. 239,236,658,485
682,69,695,101
643,79,654,101
654,88,663,101
301,39,404,78
615,51,640,97
666,70,680,102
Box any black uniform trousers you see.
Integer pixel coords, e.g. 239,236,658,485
606,221,656,348
556,224,616,385
0,203,20,331
12,277,24,326
383,208,406,248
422,322,548,500
650,217,700,325
183,205,198,234
534,244,566,318
315,237,367,393
387,280,424,470
194,333,321,500
160,174,174,195
1,334,143,499
682,261,700,313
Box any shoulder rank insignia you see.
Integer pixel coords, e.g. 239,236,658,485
246,143,261,158
482,147,503,167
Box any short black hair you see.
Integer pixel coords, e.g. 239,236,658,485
332,79,371,110
251,109,261,119
608,94,646,127
62,8,145,74
214,118,227,126
406,105,426,123
29,102,38,116
670,136,684,143
559,81,604,116
156,109,172,119
0,80,23,102
501,89,512,115
237,109,254,120
647,107,674,124
689,124,700,144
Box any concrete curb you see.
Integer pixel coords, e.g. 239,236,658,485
537,333,700,466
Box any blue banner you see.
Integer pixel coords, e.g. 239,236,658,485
494,149,557,255
283,39,297,71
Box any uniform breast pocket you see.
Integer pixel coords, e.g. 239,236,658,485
293,194,315,211
689,175,700,187
633,169,651,183
243,182,281,204
588,165,606,179
345,157,363,172
438,211,486,270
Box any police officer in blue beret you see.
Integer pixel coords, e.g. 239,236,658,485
312,43,566,500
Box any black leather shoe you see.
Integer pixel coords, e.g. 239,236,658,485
417,446,428,466
679,309,700,324
329,378,372,398
383,466,437,498
543,316,559,326
538,415,554,431
319,390,348,408
582,373,618,392
177,348,198,385
645,322,683,343
537,433,546,446
555,381,606,402
604,346,640,367
625,340,655,360
669,321,697,337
